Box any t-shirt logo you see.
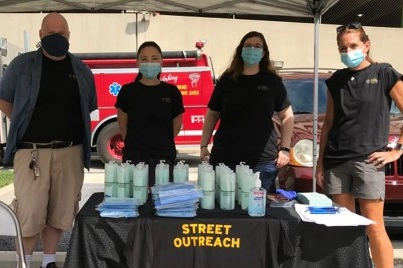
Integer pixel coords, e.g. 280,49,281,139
257,85,269,91
162,97,171,103
366,78,378,84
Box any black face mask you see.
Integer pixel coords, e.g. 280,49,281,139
40,33,69,57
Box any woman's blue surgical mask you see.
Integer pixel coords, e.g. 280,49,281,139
241,47,263,66
340,49,365,68
41,33,69,57
139,62,162,79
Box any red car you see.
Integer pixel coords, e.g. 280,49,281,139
276,70,403,228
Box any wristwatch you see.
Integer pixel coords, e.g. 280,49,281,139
279,146,290,153
393,143,403,152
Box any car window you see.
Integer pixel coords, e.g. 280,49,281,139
391,101,401,115
283,78,328,114
283,77,401,115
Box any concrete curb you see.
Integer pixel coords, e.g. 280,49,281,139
0,183,14,205
393,241,403,259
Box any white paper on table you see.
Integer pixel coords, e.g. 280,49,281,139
294,204,376,226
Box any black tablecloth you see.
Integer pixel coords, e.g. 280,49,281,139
64,192,372,268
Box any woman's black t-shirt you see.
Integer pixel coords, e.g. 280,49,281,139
115,81,185,160
208,71,290,168
324,63,402,169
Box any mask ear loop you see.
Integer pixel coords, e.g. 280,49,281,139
363,41,370,58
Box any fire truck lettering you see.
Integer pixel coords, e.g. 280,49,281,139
191,115,204,123
177,85,188,90
189,90,199,96
161,73,178,83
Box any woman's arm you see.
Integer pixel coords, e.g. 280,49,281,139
200,108,221,160
276,105,294,168
277,105,294,149
389,80,403,145
173,114,182,137
117,108,128,140
316,90,334,188
368,79,403,167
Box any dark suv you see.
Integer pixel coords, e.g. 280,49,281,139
276,69,403,228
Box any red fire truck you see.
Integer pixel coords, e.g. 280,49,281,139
76,43,215,163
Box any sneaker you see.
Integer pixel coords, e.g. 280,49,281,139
42,262,58,268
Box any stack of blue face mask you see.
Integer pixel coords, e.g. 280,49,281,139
152,182,203,217
96,197,141,218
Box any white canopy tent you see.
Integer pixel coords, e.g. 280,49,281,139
0,1,337,15
0,0,340,191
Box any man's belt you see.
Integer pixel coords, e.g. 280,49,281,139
17,141,80,149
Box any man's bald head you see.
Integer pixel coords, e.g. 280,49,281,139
40,12,70,41
39,13,70,59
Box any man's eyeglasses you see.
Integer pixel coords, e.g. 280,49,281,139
336,22,362,34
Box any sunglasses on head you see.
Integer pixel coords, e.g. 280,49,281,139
336,22,362,34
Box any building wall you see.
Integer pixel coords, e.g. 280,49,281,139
1,13,403,76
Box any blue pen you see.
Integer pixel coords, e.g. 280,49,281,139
307,206,340,214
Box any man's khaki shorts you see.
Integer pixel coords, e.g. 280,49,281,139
13,145,84,237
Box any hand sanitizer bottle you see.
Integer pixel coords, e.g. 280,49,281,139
248,178,266,217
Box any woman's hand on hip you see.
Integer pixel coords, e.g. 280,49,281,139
367,150,402,168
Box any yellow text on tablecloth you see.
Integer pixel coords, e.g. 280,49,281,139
173,223,241,248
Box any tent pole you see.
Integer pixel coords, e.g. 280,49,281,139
135,12,139,51
312,13,321,192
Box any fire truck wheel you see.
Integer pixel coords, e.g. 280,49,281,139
96,121,124,164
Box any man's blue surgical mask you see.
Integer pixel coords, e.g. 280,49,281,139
241,47,263,66
139,63,162,79
340,49,365,68
41,34,69,57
